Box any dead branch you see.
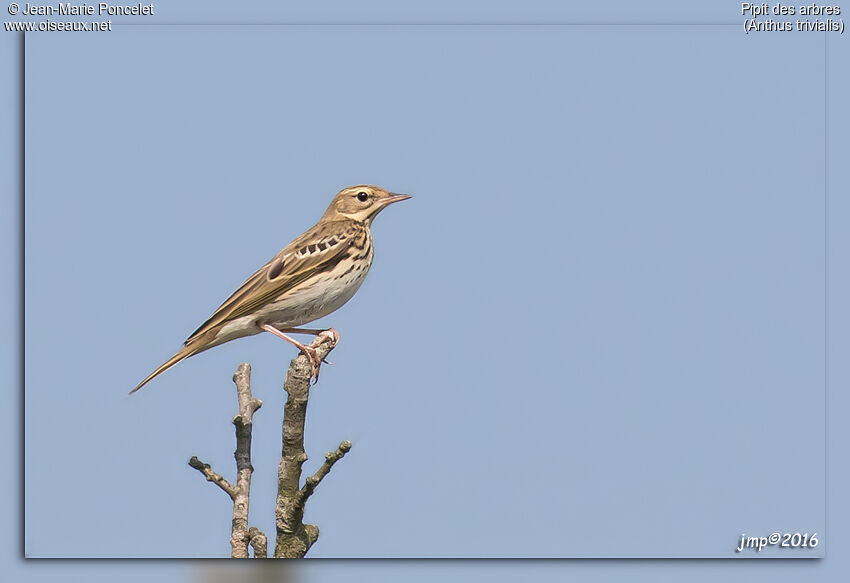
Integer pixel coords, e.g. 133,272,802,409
248,527,268,559
296,440,352,508
188,456,236,499
189,331,351,558
274,331,351,558
189,363,267,558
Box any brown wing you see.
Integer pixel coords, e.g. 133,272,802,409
184,220,362,345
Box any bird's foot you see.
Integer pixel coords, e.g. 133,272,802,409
308,329,340,379
260,324,340,383
298,344,323,383
318,328,340,344
316,328,339,367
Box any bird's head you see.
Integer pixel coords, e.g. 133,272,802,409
321,185,411,224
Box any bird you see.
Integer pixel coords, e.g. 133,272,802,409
131,185,411,394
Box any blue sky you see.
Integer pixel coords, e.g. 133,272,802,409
3,1,850,581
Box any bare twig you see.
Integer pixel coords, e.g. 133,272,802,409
189,363,268,558
188,456,236,499
230,363,263,558
248,527,268,559
296,441,352,507
274,331,351,558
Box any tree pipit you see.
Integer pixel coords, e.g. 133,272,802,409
131,185,410,393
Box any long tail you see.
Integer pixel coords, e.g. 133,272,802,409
130,343,201,394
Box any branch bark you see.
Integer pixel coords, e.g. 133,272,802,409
188,456,236,499
274,331,351,558
189,363,267,558
188,331,352,558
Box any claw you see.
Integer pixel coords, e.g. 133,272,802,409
319,328,341,344
260,323,338,384
298,345,322,383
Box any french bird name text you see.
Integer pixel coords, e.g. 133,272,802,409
740,3,845,33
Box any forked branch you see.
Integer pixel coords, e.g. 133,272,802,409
189,363,267,558
189,332,353,558
274,331,351,558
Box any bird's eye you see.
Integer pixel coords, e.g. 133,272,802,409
356,191,369,202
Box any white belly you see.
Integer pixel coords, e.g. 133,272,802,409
266,263,371,327
214,259,371,344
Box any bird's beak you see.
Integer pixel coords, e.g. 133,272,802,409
381,193,412,206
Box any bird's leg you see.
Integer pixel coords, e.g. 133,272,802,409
260,324,326,381
276,327,326,336
278,327,340,365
